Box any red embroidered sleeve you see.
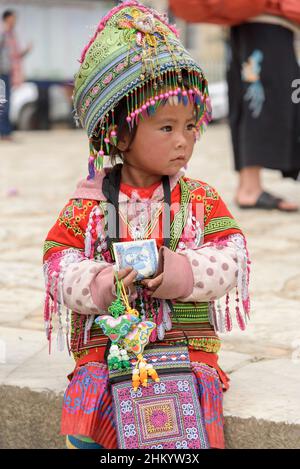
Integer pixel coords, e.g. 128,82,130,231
202,185,243,243
43,199,98,263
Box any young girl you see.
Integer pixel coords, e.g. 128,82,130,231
43,1,250,450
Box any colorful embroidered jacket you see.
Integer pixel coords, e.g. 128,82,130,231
43,169,250,360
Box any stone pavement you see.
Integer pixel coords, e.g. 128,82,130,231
0,125,300,448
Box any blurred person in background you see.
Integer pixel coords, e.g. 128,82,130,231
170,0,300,211
0,9,32,141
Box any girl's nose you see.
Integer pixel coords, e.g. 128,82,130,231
175,134,187,148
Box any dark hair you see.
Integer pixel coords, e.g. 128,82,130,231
2,10,15,21
91,97,138,166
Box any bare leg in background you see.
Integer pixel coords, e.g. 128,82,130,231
236,166,299,211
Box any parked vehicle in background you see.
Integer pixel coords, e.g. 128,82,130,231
10,80,74,130
10,82,38,130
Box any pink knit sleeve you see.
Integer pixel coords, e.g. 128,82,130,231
62,259,116,314
176,244,239,302
176,233,250,309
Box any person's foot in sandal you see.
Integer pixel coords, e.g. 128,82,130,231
236,190,299,212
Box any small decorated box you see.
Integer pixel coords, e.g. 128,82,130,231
113,239,158,281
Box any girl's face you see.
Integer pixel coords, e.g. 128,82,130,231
120,100,197,177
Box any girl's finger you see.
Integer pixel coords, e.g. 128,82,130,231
122,270,138,287
141,279,150,286
116,266,133,280
147,273,163,289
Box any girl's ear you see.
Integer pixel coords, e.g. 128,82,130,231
117,134,130,152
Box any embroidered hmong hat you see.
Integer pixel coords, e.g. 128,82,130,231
72,0,212,179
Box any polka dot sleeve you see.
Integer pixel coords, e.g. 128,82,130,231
176,240,242,302
62,259,116,315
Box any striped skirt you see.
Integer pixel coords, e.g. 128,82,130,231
66,434,104,449
62,360,227,449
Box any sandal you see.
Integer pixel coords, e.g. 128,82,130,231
237,191,299,212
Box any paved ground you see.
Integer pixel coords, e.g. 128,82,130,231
0,123,300,448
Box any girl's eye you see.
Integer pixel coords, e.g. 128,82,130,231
161,125,172,132
160,123,196,132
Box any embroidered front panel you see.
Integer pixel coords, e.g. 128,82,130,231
112,373,209,449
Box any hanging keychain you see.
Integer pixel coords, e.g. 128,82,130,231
95,271,140,371
95,270,160,387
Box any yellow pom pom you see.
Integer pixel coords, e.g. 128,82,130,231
132,376,140,391
140,366,147,383
148,368,160,382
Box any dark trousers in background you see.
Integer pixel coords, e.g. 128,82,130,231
227,23,300,180
0,73,12,136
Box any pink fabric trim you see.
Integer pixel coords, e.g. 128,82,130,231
151,246,194,299
71,168,184,202
71,171,107,200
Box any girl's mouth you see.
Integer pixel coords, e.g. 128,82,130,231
171,156,186,162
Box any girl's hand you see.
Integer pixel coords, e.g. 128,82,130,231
141,273,163,294
115,266,137,295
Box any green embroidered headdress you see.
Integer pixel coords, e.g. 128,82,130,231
72,0,212,179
